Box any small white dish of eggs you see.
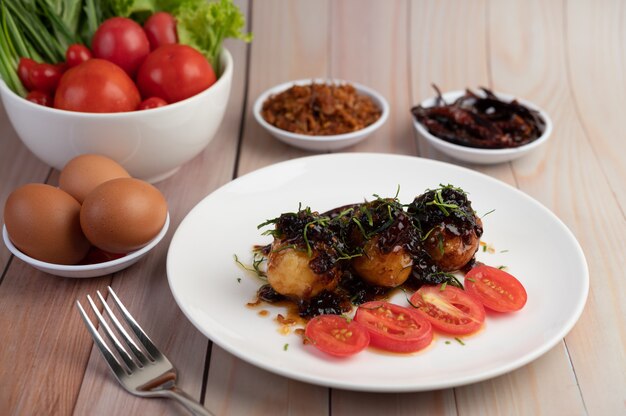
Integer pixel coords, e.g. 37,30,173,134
2,154,169,278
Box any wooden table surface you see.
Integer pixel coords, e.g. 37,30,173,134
1,1,625,415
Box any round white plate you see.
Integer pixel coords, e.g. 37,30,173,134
167,153,588,392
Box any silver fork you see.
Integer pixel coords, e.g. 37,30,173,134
76,287,212,416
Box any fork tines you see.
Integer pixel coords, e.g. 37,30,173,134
76,287,159,377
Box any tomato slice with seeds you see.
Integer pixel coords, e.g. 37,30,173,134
409,285,485,335
465,265,527,312
305,315,370,357
354,301,433,353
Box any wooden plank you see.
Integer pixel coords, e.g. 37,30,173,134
407,0,517,186
208,1,332,414
332,389,456,416
0,264,111,414
236,0,332,176
0,103,51,270
205,345,328,416
0,48,107,416
560,1,626,414
456,344,585,416
565,0,626,209
330,0,415,155
406,0,585,415
73,32,250,416
482,0,625,414
330,0,455,413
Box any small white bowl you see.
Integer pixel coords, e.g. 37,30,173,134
2,213,169,278
0,50,233,183
253,79,389,151
412,90,552,164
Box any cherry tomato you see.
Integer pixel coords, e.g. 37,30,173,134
29,62,63,93
17,58,36,90
305,315,370,357
136,44,216,103
92,17,150,77
137,97,168,110
144,12,178,50
54,59,141,113
66,44,92,68
409,284,485,335
25,90,52,106
465,265,527,312
354,301,433,353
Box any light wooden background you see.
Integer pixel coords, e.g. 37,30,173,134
1,1,625,415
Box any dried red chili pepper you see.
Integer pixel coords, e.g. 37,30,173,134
412,86,546,149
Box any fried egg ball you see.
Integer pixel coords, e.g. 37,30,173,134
266,241,340,299
422,218,482,272
352,236,413,287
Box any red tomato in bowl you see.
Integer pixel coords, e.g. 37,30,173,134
66,44,92,68
354,301,433,353
30,62,64,93
305,315,370,357
409,284,485,335
465,265,527,312
92,17,150,76
26,91,52,106
144,12,178,50
136,44,216,103
138,97,168,110
54,59,141,113
17,58,36,90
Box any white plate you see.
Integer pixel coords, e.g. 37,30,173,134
167,153,588,392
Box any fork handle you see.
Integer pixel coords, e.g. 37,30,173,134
162,387,213,416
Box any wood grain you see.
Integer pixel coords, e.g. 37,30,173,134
73,23,251,416
236,0,331,176
207,1,331,414
1,0,625,414
331,0,415,155
0,265,110,415
487,0,625,414
565,0,626,211
0,105,51,270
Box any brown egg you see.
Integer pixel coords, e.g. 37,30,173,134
59,154,130,203
4,184,91,264
80,178,167,253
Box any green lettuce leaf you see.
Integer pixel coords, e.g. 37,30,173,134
163,0,251,74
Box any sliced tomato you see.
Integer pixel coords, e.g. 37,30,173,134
305,315,369,357
354,301,432,353
409,285,485,335
465,265,527,312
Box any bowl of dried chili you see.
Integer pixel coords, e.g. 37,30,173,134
411,87,552,164
254,79,389,151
